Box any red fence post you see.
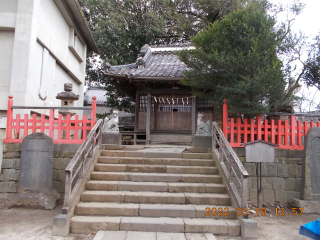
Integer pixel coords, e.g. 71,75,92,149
223,99,228,137
6,96,13,139
257,115,262,140
290,115,296,147
49,109,54,138
91,96,97,129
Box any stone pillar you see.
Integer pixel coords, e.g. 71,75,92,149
146,90,151,144
192,96,196,136
301,127,320,200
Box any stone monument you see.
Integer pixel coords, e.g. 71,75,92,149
193,112,212,148
301,127,320,200
292,127,320,214
18,133,60,209
102,110,122,145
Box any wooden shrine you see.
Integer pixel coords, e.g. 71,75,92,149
103,44,215,144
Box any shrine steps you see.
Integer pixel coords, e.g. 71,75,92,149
69,146,240,237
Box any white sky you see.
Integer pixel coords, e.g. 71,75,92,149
269,0,320,111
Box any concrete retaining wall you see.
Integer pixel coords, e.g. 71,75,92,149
0,143,80,203
234,148,303,204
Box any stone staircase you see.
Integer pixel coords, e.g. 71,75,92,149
69,145,240,236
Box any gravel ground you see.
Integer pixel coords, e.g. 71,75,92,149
0,205,318,240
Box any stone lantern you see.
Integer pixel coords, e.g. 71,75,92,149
56,83,79,116
56,83,79,139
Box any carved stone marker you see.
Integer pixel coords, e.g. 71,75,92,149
301,127,320,200
19,132,59,209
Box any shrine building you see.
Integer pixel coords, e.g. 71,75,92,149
103,44,215,145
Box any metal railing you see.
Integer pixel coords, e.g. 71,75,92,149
212,122,249,210
62,119,103,214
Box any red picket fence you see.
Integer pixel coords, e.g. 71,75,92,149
4,96,96,144
222,99,320,150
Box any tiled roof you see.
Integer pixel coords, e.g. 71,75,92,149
103,44,193,78
84,87,107,105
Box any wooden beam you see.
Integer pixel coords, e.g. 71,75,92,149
192,96,196,136
146,90,151,144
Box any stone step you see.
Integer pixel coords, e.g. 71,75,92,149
100,150,183,159
183,153,212,159
100,150,213,160
90,172,222,183
85,180,226,194
75,202,236,219
93,231,217,240
94,164,218,175
98,156,215,167
80,191,231,205
70,216,240,235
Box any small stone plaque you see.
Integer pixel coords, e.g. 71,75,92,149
301,127,320,200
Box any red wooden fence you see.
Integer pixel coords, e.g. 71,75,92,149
4,96,97,144
222,99,320,150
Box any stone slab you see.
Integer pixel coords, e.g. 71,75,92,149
130,173,181,182
168,183,206,193
120,217,185,232
118,181,168,192
124,192,185,204
185,233,217,240
70,216,121,234
76,202,139,216
81,191,126,202
139,204,196,218
157,232,186,240
91,172,130,181
126,231,156,240
183,218,228,234
93,230,127,240
125,151,183,159
85,181,119,191
181,174,221,183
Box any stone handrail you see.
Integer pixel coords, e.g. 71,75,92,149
212,122,249,210
62,119,103,214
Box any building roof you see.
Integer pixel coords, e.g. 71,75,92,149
103,44,193,79
84,86,107,105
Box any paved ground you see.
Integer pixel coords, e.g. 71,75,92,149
0,205,317,240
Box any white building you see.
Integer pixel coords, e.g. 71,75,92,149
0,0,99,139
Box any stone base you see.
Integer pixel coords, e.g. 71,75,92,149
102,132,122,145
241,218,258,239
192,135,212,148
291,198,320,214
0,188,60,209
52,214,70,236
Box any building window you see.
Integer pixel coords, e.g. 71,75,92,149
139,95,154,112
197,98,213,112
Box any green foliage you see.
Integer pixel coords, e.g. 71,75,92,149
79,0,246,113
178,1,291,116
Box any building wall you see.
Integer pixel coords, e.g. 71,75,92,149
0,0,87,119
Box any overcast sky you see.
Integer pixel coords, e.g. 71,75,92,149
269,0,320,111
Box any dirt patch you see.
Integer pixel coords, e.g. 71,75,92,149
0,205,94,240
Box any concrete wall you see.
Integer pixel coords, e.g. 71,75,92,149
234,148,303,204
0,143,80,205
0,0,87,120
